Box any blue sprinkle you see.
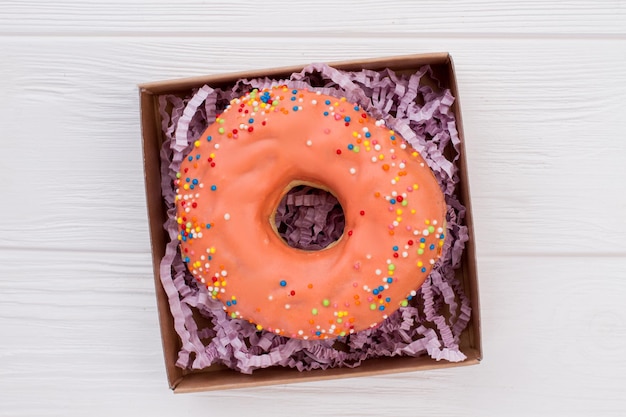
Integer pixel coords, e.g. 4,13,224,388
344,116,351,122
353,106,359,111
430,244,435,250
385,297,391,303
184,257,190,263
192,179,198,185
210,185,217,191
292,89,298,94
420,238,426,243
290,96,296,101
206,224,211,229
208,256,212,260
316,331,321,336
189,184,194,190
407,295,413,300
379,306,385,311
390,135,396,140
325,100,331,105
347,144,354,150
392,246,399,251
226,301,232,306
323,111,329,116
378,286,384,292
206,136,212,142
386,277,393,283
365,132,371,138
373,289,379,295
390,199,396,204
248,118,254,123
196,154,201,159
421,267,427,273
279,280,287,287
232,300,237,305
293,106,298,111
185,178,190,182
181,236,187,241
187,156,193,161
440,233,445,238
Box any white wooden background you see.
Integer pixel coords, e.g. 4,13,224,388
1,1,626,415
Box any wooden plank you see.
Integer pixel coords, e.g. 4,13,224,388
1,37,624,255
1,251,624,414
1,0,625,35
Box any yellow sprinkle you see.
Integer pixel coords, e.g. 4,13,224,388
394,176,400,182
364,140,370,146
389,130,395,135
417,261,423,267
396,209,403,215
420,243,425,249
194,140,201,147
177,218,183,224
210,153,215,158
411,209,416,214
396,217,402,222
425,220,430,225
412,152,418,157
413,184,419,190
183,184,189,190
210,247,216,254
256,324,263,331
378,154,384,160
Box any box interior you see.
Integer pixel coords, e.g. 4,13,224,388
139,52,481,392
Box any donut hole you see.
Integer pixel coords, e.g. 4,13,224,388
274,185,345,251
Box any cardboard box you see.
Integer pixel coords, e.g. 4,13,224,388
139,53,481,393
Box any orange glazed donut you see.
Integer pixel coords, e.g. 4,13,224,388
175,87,446,340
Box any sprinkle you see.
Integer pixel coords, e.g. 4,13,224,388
306,140,313,146
312,308,318,315
322,299,330,307
211,184,217,191
349,168,356,175
224,213,230,220
279,280,287,287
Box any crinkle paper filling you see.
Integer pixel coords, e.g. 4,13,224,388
158,64,471,374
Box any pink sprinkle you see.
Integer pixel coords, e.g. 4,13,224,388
334,114,342,120
388,224,394,230
407,186,413,192
324,128,330,134
388,206,394,211
391,155,397,159
367,296,374,302
333,303,338,308
406,226,412,231
352,282,358,287
344,302,350,307
354,262,361,270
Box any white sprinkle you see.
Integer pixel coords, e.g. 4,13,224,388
221,270,228,277
298,98,303,103
423,229,429,236
197,232,203,238
298,330,304,335
306,140,313,147
399,162,406,169
312,99,317,105
433,220,438,225
362,127,369,132
413,230,419,235
420,162,425,167
437,227,444,233
371,156,377,163
316,91,322,95
391,191,398,197
329,106,334,111
374,144,381,151
410,290,417,296
391,179,396,184
268,295,273,301
366,254,372,259
214,143,220,149
402,251,408,258
400,143,407,149
224,213,231,220
393,221,399,227
430,259,435,265
349,167,356,175
375,269,382,275
384,284,389,290
298,106,303,110
285,304,290,310
239,123,245,129
185,208,190,213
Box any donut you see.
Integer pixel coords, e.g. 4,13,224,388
175,87,446,340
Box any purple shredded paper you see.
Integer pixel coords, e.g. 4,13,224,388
157,64,471,374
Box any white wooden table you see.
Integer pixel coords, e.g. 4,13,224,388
1,1,625,415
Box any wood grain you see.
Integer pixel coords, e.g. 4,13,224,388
1,253,625,415
1,0,625,35
2,1,626,415
1,37,625,255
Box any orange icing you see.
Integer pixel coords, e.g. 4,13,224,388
175,87,446,340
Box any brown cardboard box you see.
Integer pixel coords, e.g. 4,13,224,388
139,53,481,393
